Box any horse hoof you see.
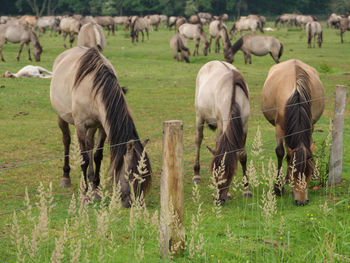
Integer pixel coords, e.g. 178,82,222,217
274,186,285,196
225,192,233,200
192,175,201,183
60,178,71,187
243,190,252,198
92,190,101,201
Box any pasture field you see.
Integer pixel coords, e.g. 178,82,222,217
0,21,350,262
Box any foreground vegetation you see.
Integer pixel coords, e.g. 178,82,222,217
0,22,350,262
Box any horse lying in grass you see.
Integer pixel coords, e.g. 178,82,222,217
50,47,152,208
194,61,251,203
3,65,52,78
231,34,283,64
261,59,324,206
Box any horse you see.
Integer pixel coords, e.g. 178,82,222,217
261,59,324,206
327,13,341,29
95,16,115,36
296,15,317,28
77,22,106,51
247,14,266,28
208,20,234,63
50,47,152,208
189,14,202,25
230,34,283,64
209,20,226,53
340,17,350,43
230,16,264,39
37,16,60,36
113,16,129,30
170,33,190,63
3,65,52,78
59,17,81,48
20,15,37,28
306,21,322,48
194,61,251,203
0,24,42,62
146,15,161,31
175,17,187,32
179,23,210,56
130,17,149,43
275,14,298,28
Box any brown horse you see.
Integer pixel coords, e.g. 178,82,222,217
261,59,324,206
50,47,152,208
0,24,42,62
194,61,251,203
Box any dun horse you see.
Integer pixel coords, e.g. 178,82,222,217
209,20,226,53
340,17,350,43
194,61,251,203
130,17,149,43
208,20,234,63
59,17,81,48
170,33,190,63
179,23,210,56
50,47,152,208
230,16,264,39
77,22,106,51
0,24,42,62
261,59,324,206
3,65,52,78
306,21,322,48
231,34,283,64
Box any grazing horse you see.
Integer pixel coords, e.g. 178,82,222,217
209,20,226,53
208,21,234,63
146,15,161,31
0,24,42,62
340,17,350,43
95,16,115,36
179,23,210,56
275,14,298,28
231,34,283,64
59,17,81,48
50,47,152,208
77,22,106,51
327,13,341,29
3,65,52,78
130,17,149,43
306,22,322,48
170,33,190,63
37,16,60,36
113,16,129,30
261,59,324,206
230,16,264,39
194,61,251,203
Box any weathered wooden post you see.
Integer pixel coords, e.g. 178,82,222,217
328,85,347,186
160,120,185,258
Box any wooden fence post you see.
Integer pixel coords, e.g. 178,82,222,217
328,85,347,186
160,120,185,258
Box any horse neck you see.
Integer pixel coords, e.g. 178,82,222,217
220,28,231,49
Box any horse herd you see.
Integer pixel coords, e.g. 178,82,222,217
1,12,342,207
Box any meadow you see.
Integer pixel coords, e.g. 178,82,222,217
0,21,350,262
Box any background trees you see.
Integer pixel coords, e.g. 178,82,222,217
2,0,348,17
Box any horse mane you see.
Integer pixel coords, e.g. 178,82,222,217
211,69,248,191
231,37,243,55
74,47,145,176
285,63,313,176
130,17,138,36
278,42,284,59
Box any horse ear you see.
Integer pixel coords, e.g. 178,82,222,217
142,139,149,148
126,140,135,153
206,146,216,155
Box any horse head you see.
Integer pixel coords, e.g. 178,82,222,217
30,30,42,61
229,23,236,40
224,48,234,63
286,143,314,206
116,139,152,208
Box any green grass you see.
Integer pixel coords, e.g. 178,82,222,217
0,21,350,262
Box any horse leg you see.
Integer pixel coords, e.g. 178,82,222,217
0,43,5,62
209,36,213,53
16,42,25,61
216,37,220,53
274,124,285,196
341,30,344,43
69,33,75,48
141,30,144,43
193,114,204,183
58,117,71,187
195,38,200,56
63,32,67,48
75,123,90,192
93,128,107,186
248,53,252,64
243,52,248,64
146,28,149,40
86,128,96,188
25,42,32,61
240,148,252,197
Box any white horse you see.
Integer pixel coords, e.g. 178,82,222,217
194,61,251,203
306,21,322,48
179,23,209,56
3,65,52,78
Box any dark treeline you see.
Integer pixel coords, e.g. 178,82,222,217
2,0,350,18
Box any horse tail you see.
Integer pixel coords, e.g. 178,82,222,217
93,24,103,51
307,23,312,46
278,42,284,59
177,35,189,52
231,37,243,55
285,63,313,176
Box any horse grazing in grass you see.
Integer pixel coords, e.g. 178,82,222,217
179,23,210,56
194,61,251,203
59,17,81,48
261,59,324,206
130,17,149,43
306,21,322,48
50,47,152,208
231,34,283,64
230,16,264,39
77,22,106,51
170,33,190,63
0,24,42,62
